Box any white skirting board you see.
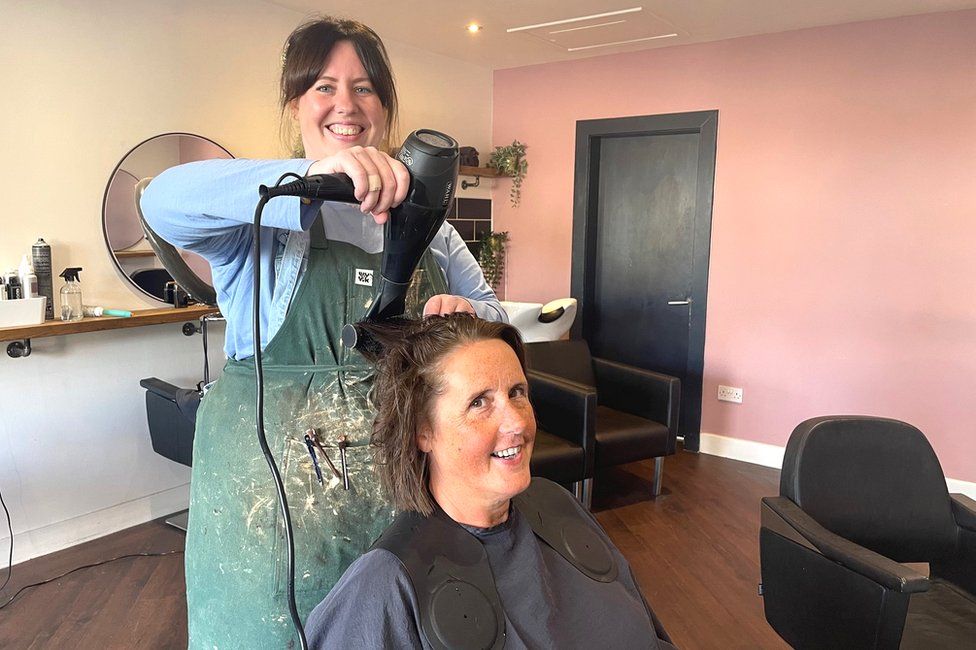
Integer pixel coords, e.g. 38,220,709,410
2,483,190,566
697,432,976,500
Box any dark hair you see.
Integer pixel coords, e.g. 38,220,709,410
279,16,399,154
364,314,526,515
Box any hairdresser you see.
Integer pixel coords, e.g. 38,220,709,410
140,15,505,648
305,315,676,649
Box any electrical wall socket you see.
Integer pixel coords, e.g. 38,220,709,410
718,385,743,403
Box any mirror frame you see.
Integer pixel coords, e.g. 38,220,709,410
101,132,233,302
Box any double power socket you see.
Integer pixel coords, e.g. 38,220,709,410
717,385,743,404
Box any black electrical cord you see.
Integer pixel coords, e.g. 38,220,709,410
252,172,308,650
0,549,183,611
0,485,13,598
1,483,183,613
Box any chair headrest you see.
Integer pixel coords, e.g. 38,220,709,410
524,340,595,386
781,416,957,561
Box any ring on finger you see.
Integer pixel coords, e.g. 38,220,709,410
367,174,382,193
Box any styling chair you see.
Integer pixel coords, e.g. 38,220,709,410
527,370,597,502
759,416,976,649
524,340,680,507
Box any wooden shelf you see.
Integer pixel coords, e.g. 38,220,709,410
0,304,218,342
459,165,508,178
114,250,157,259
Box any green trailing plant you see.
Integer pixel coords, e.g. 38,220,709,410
488,140,528,207
477,231,509,290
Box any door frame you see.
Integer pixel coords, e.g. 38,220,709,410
570,110,718,451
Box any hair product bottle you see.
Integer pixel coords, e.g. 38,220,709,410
59,267,84,321
19,255,38,299
32,238,54,319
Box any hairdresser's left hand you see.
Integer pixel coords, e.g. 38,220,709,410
423,294,476,316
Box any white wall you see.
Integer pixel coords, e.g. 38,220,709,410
0,0,493,563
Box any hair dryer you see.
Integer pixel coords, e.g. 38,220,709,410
262,128,460,351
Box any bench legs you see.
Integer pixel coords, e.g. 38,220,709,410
575,456,665,510
653,456,664,496
581,478,594,510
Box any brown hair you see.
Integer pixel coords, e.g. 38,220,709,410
279,16,399,155
364,314,526,515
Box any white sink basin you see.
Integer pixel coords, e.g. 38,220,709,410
501,298,577,343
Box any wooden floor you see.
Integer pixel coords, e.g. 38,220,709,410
0,448,787,649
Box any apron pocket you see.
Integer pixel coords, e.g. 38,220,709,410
270,440,394,598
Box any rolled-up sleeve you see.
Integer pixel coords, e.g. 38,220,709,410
431,223,509,323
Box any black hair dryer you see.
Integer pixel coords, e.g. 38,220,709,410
260,129,459,350
341,129,459,350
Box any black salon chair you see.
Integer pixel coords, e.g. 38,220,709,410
524,340,680,507
527,371,597,500
131,267,175,301
141,378,199,467
760,416,976,649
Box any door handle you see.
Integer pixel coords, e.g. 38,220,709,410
667,299,691,306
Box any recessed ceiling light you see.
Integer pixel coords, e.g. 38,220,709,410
566,33,677,52
549,20,626,35
507,7,642,33
466,23,483,33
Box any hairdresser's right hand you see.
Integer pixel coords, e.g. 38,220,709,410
306,146,409,224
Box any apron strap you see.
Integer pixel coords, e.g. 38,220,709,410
309,212,330,249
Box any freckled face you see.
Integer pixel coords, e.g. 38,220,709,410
294,39,387,159
418,339,536,512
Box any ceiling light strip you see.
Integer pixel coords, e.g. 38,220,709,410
507,7,642,33
566,33,677,51
549,20,626,35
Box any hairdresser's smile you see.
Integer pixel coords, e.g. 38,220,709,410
295,40,386,159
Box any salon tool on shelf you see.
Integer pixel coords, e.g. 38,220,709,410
82,306,133,318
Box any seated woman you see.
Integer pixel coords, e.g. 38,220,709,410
305,314,676,649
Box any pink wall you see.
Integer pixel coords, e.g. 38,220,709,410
492,11,976,482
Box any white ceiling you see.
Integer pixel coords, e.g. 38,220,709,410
265,1,976,69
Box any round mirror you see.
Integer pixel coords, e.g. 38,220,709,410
102,133,232,302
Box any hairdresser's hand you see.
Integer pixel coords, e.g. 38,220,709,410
423,295,476,317
306,146,409,224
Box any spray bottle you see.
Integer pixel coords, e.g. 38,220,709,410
59,267,84,321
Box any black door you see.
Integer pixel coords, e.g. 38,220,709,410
571,111,717,451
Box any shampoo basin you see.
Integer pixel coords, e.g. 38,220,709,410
501,298,577,343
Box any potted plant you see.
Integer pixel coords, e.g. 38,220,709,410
488,141,528,207
477,231,509,290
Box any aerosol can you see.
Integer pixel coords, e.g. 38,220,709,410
59,267,84,321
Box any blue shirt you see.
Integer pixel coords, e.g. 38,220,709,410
140,158,506,359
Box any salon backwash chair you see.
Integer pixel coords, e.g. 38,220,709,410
760,416,976,649
501,298,578,342
524,340,680,508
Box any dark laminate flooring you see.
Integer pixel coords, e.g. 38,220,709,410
0,447,787,649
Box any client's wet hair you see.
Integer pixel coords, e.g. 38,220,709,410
362,314,525,515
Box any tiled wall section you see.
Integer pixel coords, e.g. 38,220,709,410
447,197,491,259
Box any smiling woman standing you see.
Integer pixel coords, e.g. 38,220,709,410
140,16,504,649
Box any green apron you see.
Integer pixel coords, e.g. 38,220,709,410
185,222,448,648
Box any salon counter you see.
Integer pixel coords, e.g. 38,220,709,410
0,304,218,343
